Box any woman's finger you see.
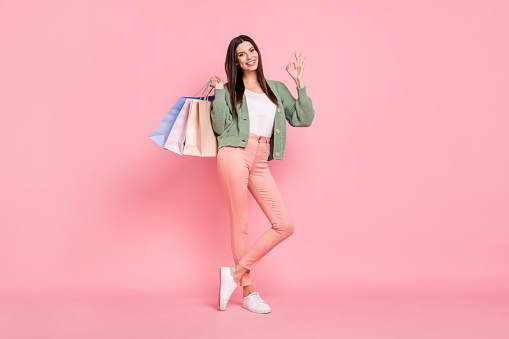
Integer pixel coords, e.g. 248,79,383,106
287,60,297,71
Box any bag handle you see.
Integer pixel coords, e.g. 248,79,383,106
203,81,212,101
193,80,213,100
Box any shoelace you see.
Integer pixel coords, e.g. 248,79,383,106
251,293,266,305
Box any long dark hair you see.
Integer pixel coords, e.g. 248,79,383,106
224,35,279,119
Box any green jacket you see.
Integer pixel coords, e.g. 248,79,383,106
211,80,315,161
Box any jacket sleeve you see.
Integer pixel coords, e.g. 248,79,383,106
211,85,234,135
278,81,315,127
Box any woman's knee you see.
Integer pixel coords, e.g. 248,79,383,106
285,220,295,237
274,217,294,237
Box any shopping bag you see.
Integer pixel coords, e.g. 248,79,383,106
149,81,214,148
163,98,192,155
182,81,217,157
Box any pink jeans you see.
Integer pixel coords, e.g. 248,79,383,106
216,132,295,287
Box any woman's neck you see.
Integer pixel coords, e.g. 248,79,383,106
242,70,258,85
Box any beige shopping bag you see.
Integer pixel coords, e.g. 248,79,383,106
183,81,217,157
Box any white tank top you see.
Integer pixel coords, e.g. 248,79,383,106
244,89,277,137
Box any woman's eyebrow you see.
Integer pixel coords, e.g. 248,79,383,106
237,48,254,55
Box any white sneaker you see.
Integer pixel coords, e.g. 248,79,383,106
219,266,238,311
242,292,271,314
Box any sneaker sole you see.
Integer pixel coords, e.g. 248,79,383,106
242,304,271,314
219,267,227,311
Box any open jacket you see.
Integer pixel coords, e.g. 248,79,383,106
211,79,315,161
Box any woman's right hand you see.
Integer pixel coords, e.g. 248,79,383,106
210,75,224,89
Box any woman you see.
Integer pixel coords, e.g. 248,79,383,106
210,35,315,314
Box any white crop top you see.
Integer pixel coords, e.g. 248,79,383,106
244,89,277,138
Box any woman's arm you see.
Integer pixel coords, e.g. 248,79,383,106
278,81,315,127
211,84,234,135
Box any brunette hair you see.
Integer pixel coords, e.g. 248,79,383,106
224,35,279,119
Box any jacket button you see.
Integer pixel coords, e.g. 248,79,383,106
276,129,280,134
244,118,247,120
277,108,281,112
275,152,280,157
242,140,245,142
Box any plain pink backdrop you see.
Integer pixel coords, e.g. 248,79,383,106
1,0,508,303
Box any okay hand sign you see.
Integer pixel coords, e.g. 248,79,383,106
286,51,307,82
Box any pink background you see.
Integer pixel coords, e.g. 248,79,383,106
1,0,508,337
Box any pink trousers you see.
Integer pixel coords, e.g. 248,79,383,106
216,132,295,287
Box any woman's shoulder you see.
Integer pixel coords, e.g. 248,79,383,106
222,80,282,91
223,79,280,84
267,80,286,91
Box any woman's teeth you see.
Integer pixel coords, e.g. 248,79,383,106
247,60,255,66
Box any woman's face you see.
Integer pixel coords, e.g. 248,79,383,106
236,41,258,72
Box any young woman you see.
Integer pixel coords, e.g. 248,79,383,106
210,35,315,314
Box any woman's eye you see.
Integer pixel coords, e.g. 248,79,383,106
239,49,254,57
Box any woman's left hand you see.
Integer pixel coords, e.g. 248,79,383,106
286,51,306,87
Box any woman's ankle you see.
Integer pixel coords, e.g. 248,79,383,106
233,264,247,283
242,285,255,296
235,263,247,273
232,271,242,284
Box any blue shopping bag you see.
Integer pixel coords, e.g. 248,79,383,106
150,81,215,148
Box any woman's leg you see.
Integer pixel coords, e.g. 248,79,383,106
216,145,254,287
237,137,295,272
